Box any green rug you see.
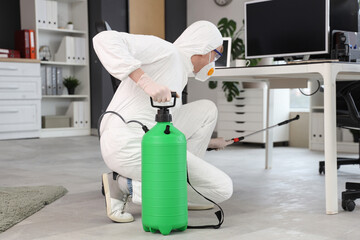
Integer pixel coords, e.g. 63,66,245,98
0,185,68,233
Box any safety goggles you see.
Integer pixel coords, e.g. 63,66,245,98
213,49,223,61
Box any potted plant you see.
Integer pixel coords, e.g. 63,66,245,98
209,18,261,102
63,76,80,95
66,21,74,30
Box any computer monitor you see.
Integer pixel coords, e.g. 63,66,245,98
330,0,359,33
245,0,329,59
215,37,232,68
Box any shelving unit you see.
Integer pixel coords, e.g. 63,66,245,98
19,0,90,138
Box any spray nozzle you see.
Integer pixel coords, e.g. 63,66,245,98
150,92,177,122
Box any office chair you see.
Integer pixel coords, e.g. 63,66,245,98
318,81,360,211
95,20,121,93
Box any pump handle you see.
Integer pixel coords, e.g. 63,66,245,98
150,92,177,109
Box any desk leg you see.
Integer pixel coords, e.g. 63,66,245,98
323,68,338,214
265,87,274,169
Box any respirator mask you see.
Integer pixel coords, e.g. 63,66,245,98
194,52,215,82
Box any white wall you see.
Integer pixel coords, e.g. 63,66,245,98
186,0,248,103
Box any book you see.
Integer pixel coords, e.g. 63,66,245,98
0,50,20,58
0,48,10,54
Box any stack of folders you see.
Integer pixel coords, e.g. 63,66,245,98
14,29,36,59
35,0,58,29
40,65,63,95
66,101,90,128
55,36,86,64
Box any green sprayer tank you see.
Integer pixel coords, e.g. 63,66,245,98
141,93,187,235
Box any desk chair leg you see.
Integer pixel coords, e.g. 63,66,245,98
318,161,340,174
341,182,360,211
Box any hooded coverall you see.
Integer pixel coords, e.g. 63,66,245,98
93,20,233,206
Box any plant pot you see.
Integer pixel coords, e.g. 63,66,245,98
66,24,74,30
67,87,75,95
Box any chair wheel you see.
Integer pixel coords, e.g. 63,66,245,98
342,199,356,211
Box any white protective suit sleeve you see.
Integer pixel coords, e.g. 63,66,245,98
92,31,144,81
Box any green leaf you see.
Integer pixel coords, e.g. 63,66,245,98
222,81,240,102
232,38,244,60
208,81,218,89
217,18,236,37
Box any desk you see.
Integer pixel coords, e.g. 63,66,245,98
210,62,360,215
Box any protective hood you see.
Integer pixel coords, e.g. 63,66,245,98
173,20,223,74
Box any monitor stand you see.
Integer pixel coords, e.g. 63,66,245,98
283,55,310,63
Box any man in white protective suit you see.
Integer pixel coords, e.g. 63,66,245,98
93,20,233,223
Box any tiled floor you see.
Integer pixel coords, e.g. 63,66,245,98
1,136,360,239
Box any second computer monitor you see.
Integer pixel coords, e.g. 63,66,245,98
215,37,232,68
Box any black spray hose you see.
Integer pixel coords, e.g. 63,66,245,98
97,111,149,140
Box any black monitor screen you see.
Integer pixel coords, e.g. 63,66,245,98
215,38,231,68
330,0,358,33
245,0,328,59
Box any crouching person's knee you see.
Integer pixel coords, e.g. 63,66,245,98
216,174,233,203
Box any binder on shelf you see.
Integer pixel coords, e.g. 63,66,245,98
56,67,63,95
36,0,47,28
80,37,86,64
66,101,80,128
50,0,58,29
15,30,30,58
78,101,84,128
41,65,46,95
75,37,81,64
55,36,75,63
51,66,57,95
45,66,52,95
29,29,36,59
83,101,90,128
45,0,57,29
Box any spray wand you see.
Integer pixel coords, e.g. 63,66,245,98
208,115,300,150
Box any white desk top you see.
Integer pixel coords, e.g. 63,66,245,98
211,62,360,88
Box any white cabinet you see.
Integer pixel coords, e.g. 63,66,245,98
217,87,290,144
0,60,41,140
310,112,324,150
20,0,90,138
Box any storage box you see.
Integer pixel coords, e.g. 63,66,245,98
42,115,70,128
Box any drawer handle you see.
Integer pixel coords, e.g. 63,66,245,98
0,86,20,89
235,130,245,133
235,97,245,100
235,121,245,123
235,112,245,114
0,67,18,71
235,105,245,107
0,110,19,114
